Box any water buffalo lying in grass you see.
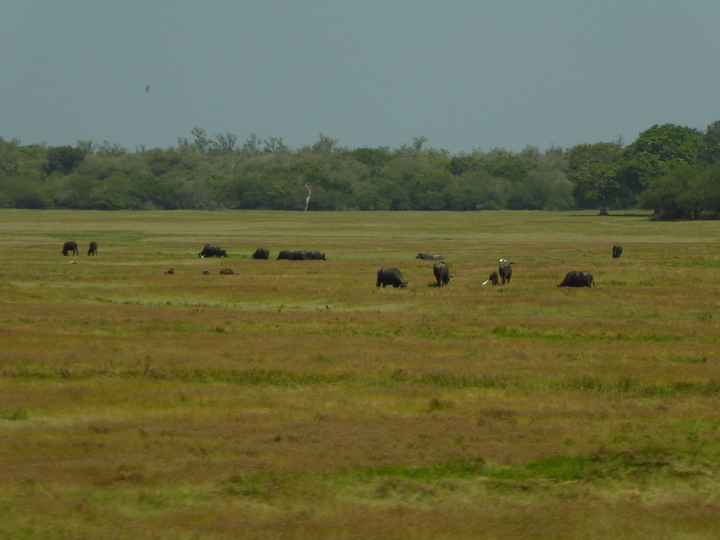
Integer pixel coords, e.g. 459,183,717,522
277,250,325,260
251,248,270,259
557,271,594,287
219,268,235,275
612,244,623,258
416,253,444,260
87,241,98,256
61,241,78,256
280,250,307,260
433,262,452,287
199,244,226,258
376,267,408,288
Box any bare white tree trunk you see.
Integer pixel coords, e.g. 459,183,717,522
303,183,312,211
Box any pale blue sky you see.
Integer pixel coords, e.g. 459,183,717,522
2,1,719,153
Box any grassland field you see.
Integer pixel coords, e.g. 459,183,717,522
1,209,720,539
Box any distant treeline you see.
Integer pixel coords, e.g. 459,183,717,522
2,122,720,219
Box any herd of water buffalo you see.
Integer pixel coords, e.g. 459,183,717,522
61,240,621,289
61,240,96,257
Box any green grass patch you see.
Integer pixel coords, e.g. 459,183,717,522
0,408,29,421
490,325,688,343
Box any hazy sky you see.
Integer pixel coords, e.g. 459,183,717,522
3,1,719,153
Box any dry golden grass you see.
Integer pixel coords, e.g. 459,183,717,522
2,209,720,538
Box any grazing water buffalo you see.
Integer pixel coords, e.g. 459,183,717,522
61,241,78,256
416,253,444,260
376,267,408,288
87,241,98,256
482,271,499,286
557,271,594,288
251,248,270,260
164,268,174,275
433,262,452,287
198,244,226,258
499,260,513,284
612,244,623,258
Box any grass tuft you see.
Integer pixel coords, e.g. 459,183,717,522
0,408,28,421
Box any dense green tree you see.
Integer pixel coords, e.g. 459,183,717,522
510,168,574,211
409,170,452,210
443,181,487,210
566,142,623,215
460,171,504,210
130,173,179,209
225,173,269,209
0,137,20,174
43,146,85,176
619,124,703,199
142,148,191,176
640,164,720,220
53,174,98,208
479,148,529,182
0,171,50,208
699,120,720,164
90,175,143,210
446,155,477,176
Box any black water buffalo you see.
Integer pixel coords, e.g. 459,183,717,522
165,268,174,275
416,253,444,260
61,241,78,256
307,250,326,260
288,250,309,260
612,244,623,258
376,267,408,288
482,271,499,286
432,262,452,287
251,248,270,260
87,241,98,256
198,244,226,258
277,250,325,260
219,268,235,275
499,262,513,284
557,271,594,288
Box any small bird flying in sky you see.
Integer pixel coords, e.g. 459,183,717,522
145,84,150,93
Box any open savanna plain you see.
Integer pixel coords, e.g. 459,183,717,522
2,209,720,539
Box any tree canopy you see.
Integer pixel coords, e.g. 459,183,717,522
566,142,623,215
1,122,719,219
